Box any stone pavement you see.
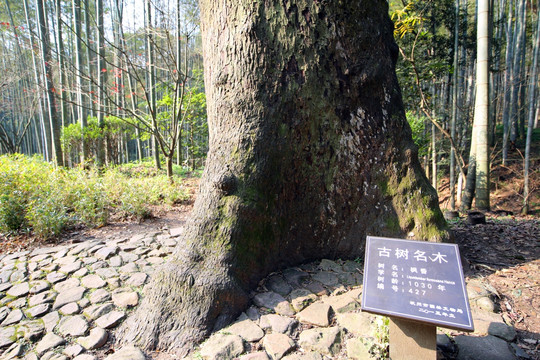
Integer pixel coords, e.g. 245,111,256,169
0,229,533,360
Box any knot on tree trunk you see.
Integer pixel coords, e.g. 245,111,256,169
214,172,238,195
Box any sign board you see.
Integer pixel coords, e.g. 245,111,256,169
361,236,474,331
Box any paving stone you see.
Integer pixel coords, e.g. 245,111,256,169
78,298,90,309
95,268,119,278
95,310,125,328
28,262,38,272
200,333,245,360
134,247,151,256
77,327,108,350
226,314,265,342
0,306,9,322
59,302,80,315
29,280,50,294
109,256,123,267
54,278,81,293
55,255,78,266
112,290,139,308
253,292,295,316
260,314,298,335
43,264,59,273
57,315,89,337
6,282,30,298
263,333,295,360
28,291,56,307
342,260,362,273
238,351,270,360
298,326,342,356
63,344,84,357
26,303,51,318
95,246,118,260
42,311,60,332
335,312,374,337
8,297,27,308
53,286,86,309
454,334,516,360
18,320,45,341
103,346,145,360
46,272,67,284
169,227,184,237
266,275,293,297
0,271,13,284
289,289,317,312
346,337,372,360
146,257,164,265
106,278,120,289
89,289,111,304
319,259,343,272
119,252,139,263
0,327,16,348
118,263,138,274
73,355,96,360
311,271,340,287
29,271,46,281
81,274,106,289
0,282,12,292
88,244,107,255
488,322,517,341
73,268,89,278
82,257,98,265
90,261,108,271
1,309,24,326
84,303,115,320
9,270,28,283
35,333,65,355
126,272,147,286
302,281,328,296
296,302,330,327
59,261,82,275
1,342,23,359
322,292,360,313
31,247,62,257
282,268,310,287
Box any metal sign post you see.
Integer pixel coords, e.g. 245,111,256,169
361,236,474,359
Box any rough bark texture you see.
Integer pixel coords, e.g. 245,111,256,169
118,0,449,355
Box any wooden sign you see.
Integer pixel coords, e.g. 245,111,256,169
361,236,474,332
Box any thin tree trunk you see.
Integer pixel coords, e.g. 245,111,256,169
96,0,107,166
450,0,460,211
501,0,515,165
146,0,160,170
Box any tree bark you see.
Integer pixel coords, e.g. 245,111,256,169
118,0,449,355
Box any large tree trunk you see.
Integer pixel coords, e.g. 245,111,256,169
118,0,449,355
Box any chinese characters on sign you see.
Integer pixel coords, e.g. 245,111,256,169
362,236,474,331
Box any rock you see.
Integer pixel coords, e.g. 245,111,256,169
238,352,270,360
109,256,123,267
476,296,496,312
0,282,12,292
126,272,147,286
42,311,60,332
73,355,96,360
54,278,81,293
200,334,245,360
119,252,139,263
296,302,331,327
1,309,23,326
282,353,323,360
263,333,295,360
289,289,317,312
53,286,85,309
311,272,340,287
95,247,118,260
6,282,30,298
104,345,146,360
112,290,139,308
9,270,28,283
266,275,293,297
454,335,516,360
40,351,69,360
319,259,342,272
282,268,309,287
73,268,89,278
0,327,16,348
437,333,456,355
35,333,65,355
26,303,51,318
169,227,184,237
59,261,82,274
298,326,341,356
63,344,84,357
59,302,80,315
146,257,164,265
95,310,125,328
322,292,360,313
89,289,111,304
77,327,108,350
81,274,106,289
260,314,298,335
58,315,89,337
8,298,27,308
1,342,23,359
253,292,295,316
28,291,56,308
29,280,50,294
46,272,67,284
471,310,505,335
342,260,362,273
302,281,328,296
335,312,374,337
95,268,119,278
0,307,9,322
346,338,372,360
226,314,265,342
18,320,45,341
488,322,517,342
84,303,115,320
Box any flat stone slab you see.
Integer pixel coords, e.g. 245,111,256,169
6,282,30,297
77,327,108,350
35,333,65,355
200,334,245,360
266,275,293,297
54,278,81,293
311,271,340,287
253,292,294,316
263,333,295,360
53,286,86,309
454,335,516,360
84,303,115,320
104,345,145,360
28,291,56,307
126,272,147,286
95,310,125,329
298,326,342,356
89,289,111,304
58,315,89,337
81,275,106,289
289,289,317,312
260,314,298,335
296,302,331,327
0,326,16,348
335,312,374,337
26,303,51,318
112,291,139,308
1,309,24,326
322,292,360,313
29,280,50,294
226,315,265,342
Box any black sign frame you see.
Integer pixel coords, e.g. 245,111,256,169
361,236,474,332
